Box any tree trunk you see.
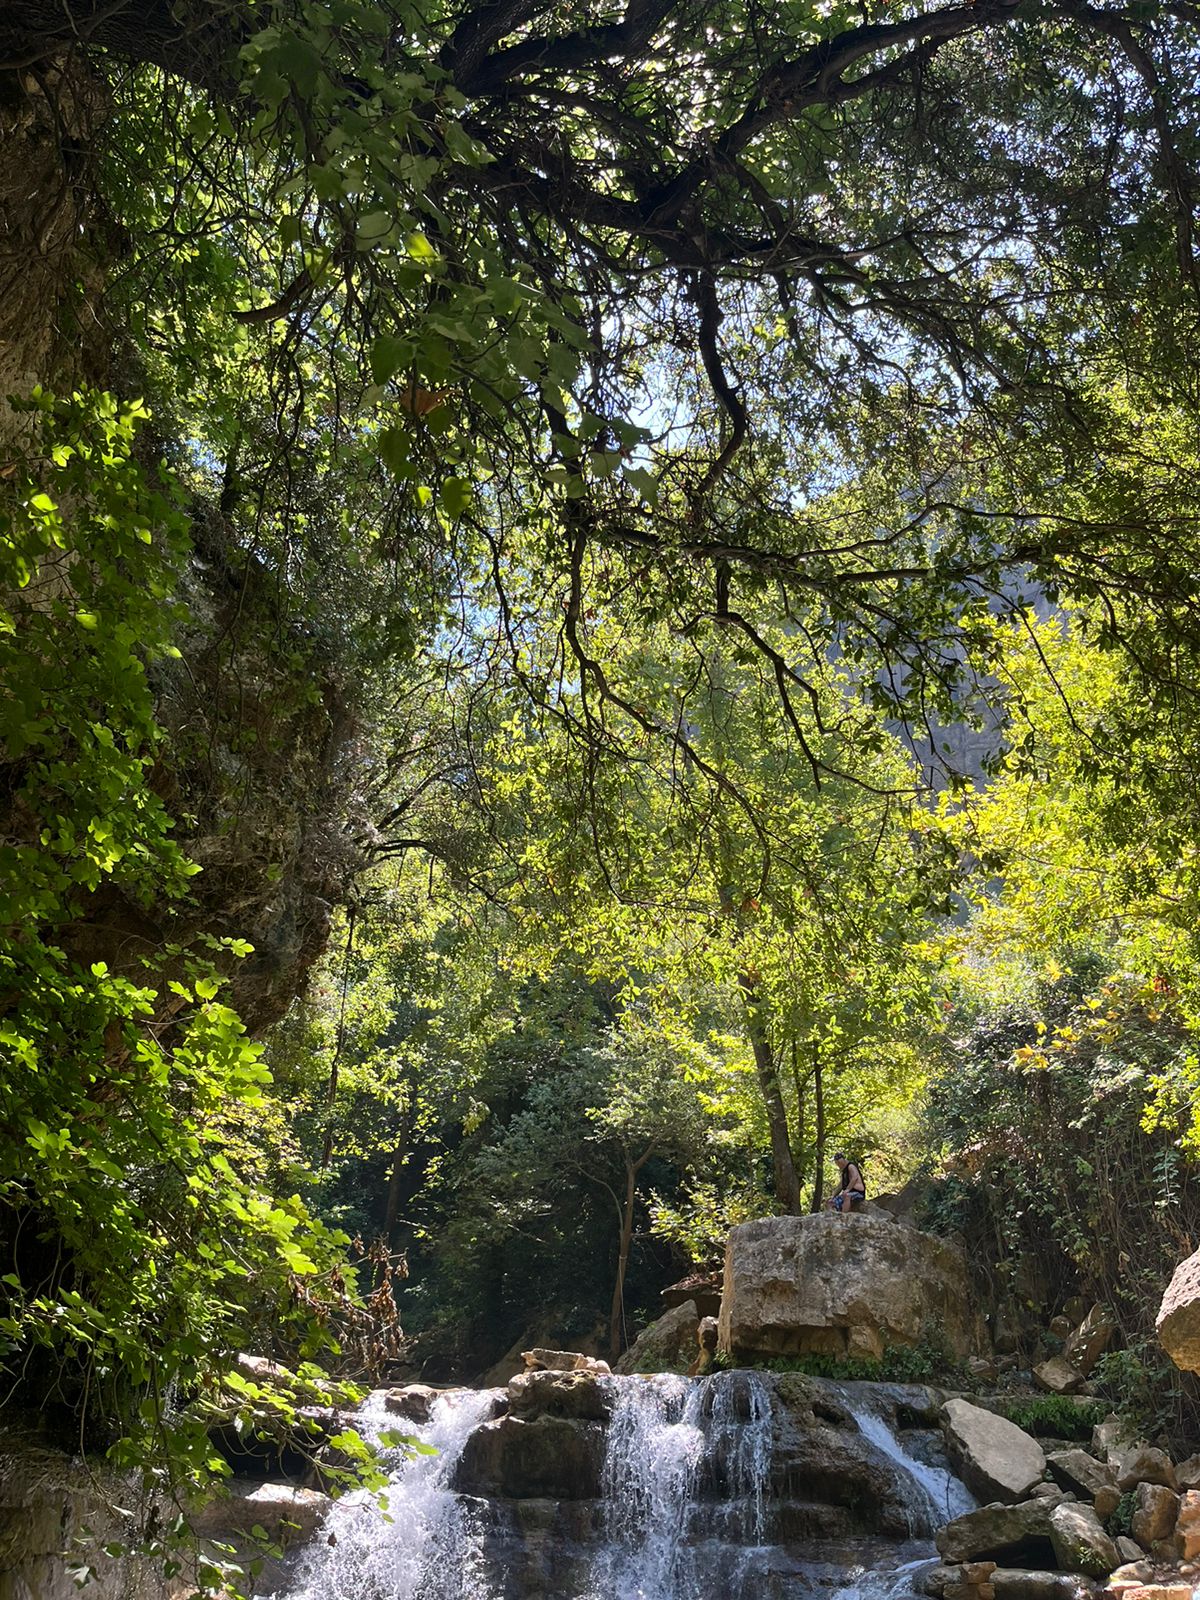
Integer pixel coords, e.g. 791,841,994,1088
383,1098,415,1245
739,976,801,1214
789,1037,808,1198
609,1151,644,1361
811,1045,827,1213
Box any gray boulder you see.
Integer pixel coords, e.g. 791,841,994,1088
1047,1501,1118,1577
719,1211,974,1364
936,1501,1054,1565
1115,1444,1176,1492
455,1414,606,1500
615,1301,698,1374
942,1398,1047,1504
506,1369,611,1421
1045,1450,1115,1500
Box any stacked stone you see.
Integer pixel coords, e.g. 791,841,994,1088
927,1400,1200,1600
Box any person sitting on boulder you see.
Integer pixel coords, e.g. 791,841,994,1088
828,1152,866,1214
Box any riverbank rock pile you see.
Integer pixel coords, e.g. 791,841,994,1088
926,1397,1200,1600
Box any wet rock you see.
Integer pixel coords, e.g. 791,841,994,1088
1064,1307,1114,1378
1115,1446,1177,1493
1047,1451,1116,1500
384,1383,440,1423
191,1481,331,1544
456,1414,605,1500
1111,1546,1148,1571
1035,1357,1086,1395
989,1571,1097,1600
1129,1482,1179,1547
924,1565,964,1596
506,1369,611,1422
615,1301,698,1374
718,1211,975,1365
1047,1501,1118,1577
936,1501,1055,1566
1157,1248,1200,1373
942,1398,1047,1504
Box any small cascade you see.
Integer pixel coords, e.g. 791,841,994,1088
286,1387,499,1600
838,1390,975,1536
584,1370,774,1598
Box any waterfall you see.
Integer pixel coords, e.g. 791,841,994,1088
583,1370,774,1599
286,1387,498,1600
280,1372,969,1599
838,1389,975,1534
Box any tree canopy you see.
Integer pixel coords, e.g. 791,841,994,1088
5,0,1200,1566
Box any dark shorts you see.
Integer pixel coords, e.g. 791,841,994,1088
834,1191,865,1211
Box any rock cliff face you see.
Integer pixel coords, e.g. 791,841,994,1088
718,1212,976,1364
0,1426,169,1600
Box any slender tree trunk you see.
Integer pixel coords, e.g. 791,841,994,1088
790,1037,808,1198
609,1150,648,1360
739,976,801,1214
811,1044,827,1212
383,1099,415,1245
320,907,356,1169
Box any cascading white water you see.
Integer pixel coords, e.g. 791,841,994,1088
281,1373,971,1600
286,1387,499,1600
582,1370,774,1599
840,1393,975,1534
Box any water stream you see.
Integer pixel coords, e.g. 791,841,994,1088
837,1386,975,1534
287,1388,498,1600
281,1373,967,1600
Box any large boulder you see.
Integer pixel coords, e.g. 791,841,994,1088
1115,1445,1176,1493
1129,1482,1179,1547
1157,1248,1200,1372
942,1399,1047,1504
1045,1450,1115,1500
455,1415,606,1500
1064,1306,1115,1378
1033,1356,1085,1395
506,1369,611,1421
191,1482,331,1544
384,1383,440,1423
936,1501,1056,1566
718,1212,974,1364
989,1572,1097,1600
616,1302,698,1374
1047,1501,1119,1577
